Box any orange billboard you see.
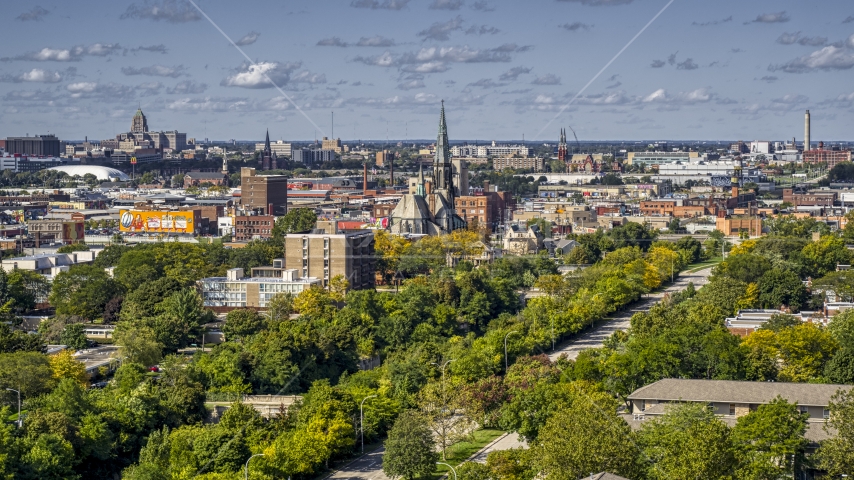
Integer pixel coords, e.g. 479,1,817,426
119,210,198,234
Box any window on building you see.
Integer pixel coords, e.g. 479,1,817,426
824,408,830,419
729,404,736,415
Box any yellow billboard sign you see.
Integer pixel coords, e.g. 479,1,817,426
119,210,197,234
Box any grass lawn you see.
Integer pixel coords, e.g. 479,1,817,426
685,256,723,273
430,429,505,478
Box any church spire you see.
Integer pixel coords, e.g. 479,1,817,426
416,162,426,196
264,129,271,154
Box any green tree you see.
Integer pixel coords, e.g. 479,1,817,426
48,265,124,321
637,403,736,480
816,389,854,476
532,393,639,480
222,309,266,340
0,351,55,400
59,323,87,351
56,243,89,254
776,322,837,382
113,325,163,367
272,208,317,237
756,268,807,311
731,397,808,480
383,410,438,480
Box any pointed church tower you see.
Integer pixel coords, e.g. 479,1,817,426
558,128,567,163
433,101,455,204
264,129,272,157
416,163,426,196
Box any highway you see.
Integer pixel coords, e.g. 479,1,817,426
548,266,715,362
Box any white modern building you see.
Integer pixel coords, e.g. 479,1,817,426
451,142,530,158
255,140,292,158
199,266,321,309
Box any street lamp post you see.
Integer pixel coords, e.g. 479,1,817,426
244,453,264,480
360,395,378,453
437,462,458,480
431,359,455,387
5,388,20,428
504,331,519,372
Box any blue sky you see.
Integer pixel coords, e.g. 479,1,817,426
1,0,853,142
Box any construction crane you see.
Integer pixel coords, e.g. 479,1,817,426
567,125,581,155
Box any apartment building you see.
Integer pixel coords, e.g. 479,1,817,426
240,167,288,215
283,227,375,289
626,378,852,442
233,215,275,242
199,266,321,311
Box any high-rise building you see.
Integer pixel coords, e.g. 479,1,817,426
283,226,375,289
239,167,288,216
376,150,394,167
132,108,148,133
5,135,61,157
292,148,335,164
321,137,343,154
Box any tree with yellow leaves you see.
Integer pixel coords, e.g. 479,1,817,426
49,349,88,386
374,230,411,284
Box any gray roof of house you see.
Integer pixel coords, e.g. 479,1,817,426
591,473,631,480
628,379,853,407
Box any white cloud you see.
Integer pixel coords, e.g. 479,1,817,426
351,0,411,10
235,32,261,46
17,6,49,21
398,79,426,90
642,88,714,105
559,22,592,31
0,68,63,83
221,62,300,89
532,74,561,85
499,66,532,81
748,11,789,24
1,43,122,62
355,44,530,72
472,1,495,11
357,36,396,47
770,36,854,73
555,0,633,5
418,16,463,41
468,78,505,88
166,80,208,94
121,65,186,78
121,0,201,23
676,58,699,70
292,71,327,84
430,0,464,10
318,37,349,47
777,32,827,47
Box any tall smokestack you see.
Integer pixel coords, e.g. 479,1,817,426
804,110,811,152
389,154,394,190
363,162,368,193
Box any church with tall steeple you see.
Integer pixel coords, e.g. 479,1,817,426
260,129,278,170
388,102,467,235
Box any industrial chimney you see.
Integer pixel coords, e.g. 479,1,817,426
804,110,811,153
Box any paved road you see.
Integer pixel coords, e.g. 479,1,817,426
548,266,714,362
468,433,528,463
325,267,715,479
325,447,390,480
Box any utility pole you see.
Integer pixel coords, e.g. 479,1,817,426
360,395,377,453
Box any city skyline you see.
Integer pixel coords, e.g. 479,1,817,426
1,0,853,142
